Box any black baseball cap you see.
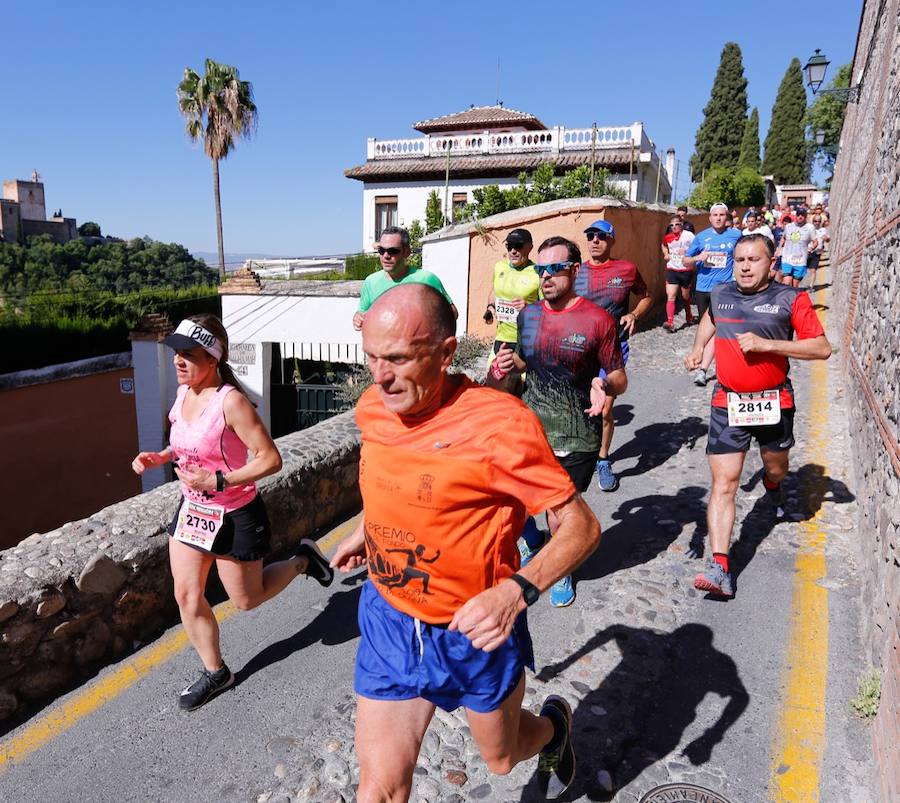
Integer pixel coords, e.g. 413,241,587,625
505,228,532,247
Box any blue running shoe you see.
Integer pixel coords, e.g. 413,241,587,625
550,575,575,607
518,517,545,567
595,459,619,492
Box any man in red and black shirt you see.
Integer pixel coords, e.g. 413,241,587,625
574,219,651,492
685,234,831,598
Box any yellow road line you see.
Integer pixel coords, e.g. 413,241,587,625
0,513,361,771
770,286,830,802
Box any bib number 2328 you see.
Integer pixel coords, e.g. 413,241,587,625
727,389,781,427
173,500,224,551
495,300,519,323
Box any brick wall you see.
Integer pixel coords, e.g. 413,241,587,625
829,0,900,798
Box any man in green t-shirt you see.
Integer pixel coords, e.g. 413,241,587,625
352,227,457,331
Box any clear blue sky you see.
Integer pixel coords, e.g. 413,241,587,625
3,1,860,258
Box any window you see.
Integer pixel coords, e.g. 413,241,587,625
374,196,398,240
452,192,468,222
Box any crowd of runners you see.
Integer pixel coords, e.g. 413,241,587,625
131,199,832,801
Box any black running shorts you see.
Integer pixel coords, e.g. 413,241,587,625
666,269,694,288
695,290,712,319
706,406,795,455
168,494,272,561
557,451,600,493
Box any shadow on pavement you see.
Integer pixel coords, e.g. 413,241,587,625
689,462,855,591
610,416,706,480
234,572,366,686
612,403,635,427
576,487,707,585
520,624,748,801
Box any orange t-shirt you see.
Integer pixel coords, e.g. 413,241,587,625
355,376,576,624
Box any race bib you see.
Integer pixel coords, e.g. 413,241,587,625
495,300,519,323
173,500,224,551
706,251,727,268
727,390,781,427
668,246,685,268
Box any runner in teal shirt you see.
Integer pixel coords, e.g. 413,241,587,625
353,227,457,330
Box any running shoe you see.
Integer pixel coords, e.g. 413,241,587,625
692,368,707,386
518,518,545,568
294,539,334,587
693,562,735,598
537,695,576,799
595,459,619,492
550,575,575,607
663,321,675,332
179,664,234,711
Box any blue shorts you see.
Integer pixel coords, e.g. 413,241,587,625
354,581,534,713
782,262,807,279
599,337,629,381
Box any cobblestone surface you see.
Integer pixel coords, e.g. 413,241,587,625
252,293,870,803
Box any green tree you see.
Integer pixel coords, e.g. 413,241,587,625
424,190,445,233
78,221,102,237
177,59,258,280
738,107,761,171
731,167,766,206
762,58,809,184
690,42,749,181
407,219,424,268
689,165,765,208
805,63,851,184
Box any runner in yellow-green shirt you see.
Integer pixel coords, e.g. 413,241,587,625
484,228,541,354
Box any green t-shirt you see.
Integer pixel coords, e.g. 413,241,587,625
358,268,454,312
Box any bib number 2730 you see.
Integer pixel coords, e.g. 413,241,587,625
726,389,781,427
173,500,224,551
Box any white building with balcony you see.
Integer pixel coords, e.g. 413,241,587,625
344,105,675,250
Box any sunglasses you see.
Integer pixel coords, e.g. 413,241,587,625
505,241,527,251
585,231,610,242
534,261,574,277
377,246,402,256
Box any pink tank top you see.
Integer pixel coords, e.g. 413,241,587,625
168,384,257,512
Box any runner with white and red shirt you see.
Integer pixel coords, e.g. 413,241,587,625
130,314,333,710
661,214,697,331
684,235,831,598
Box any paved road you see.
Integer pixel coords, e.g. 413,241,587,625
0,278,876,802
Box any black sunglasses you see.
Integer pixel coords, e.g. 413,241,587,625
377,246,402,256
585,231,610,242
505,240,527,251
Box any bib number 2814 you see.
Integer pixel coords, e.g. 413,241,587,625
726,389,781,427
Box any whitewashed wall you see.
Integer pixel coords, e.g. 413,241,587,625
421,233,471,335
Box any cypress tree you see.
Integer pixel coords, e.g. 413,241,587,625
738,107,761,171
689,42,749,182
762,58,809,183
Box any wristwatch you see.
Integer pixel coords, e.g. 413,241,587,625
215,470,226,492
508,573,540,606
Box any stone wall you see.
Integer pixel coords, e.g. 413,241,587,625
0,411,361,724
828,0,900,798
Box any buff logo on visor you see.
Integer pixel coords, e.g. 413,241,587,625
172,319,224,360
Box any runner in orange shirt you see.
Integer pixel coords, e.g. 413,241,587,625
331,283,601,801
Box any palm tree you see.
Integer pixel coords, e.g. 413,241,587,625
177,59,258,280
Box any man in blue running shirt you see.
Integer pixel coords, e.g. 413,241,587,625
683,203,742,386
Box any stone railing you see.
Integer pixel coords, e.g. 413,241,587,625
367,124,643,160
0,411,361,723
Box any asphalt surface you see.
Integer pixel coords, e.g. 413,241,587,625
0,288,876,802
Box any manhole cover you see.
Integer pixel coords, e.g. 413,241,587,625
638,782,734,803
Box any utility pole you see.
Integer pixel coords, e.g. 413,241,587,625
589,123,597,196
628,141,635,201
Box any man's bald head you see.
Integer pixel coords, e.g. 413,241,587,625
365,283,456,346
362,284,458,417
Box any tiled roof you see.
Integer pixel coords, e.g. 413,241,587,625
413,106,546,133
345,148,636,182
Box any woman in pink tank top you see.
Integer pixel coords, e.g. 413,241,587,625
130,314,334,711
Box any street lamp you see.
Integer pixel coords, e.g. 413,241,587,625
815,129,826,146
804,49,830,94
803,49,861,103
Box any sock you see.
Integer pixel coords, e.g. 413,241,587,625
522,516,545,550
541,706,566,751
713,553,729,573
763,475,781,493
665,300,675,323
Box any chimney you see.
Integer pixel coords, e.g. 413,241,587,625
665,147,676,189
